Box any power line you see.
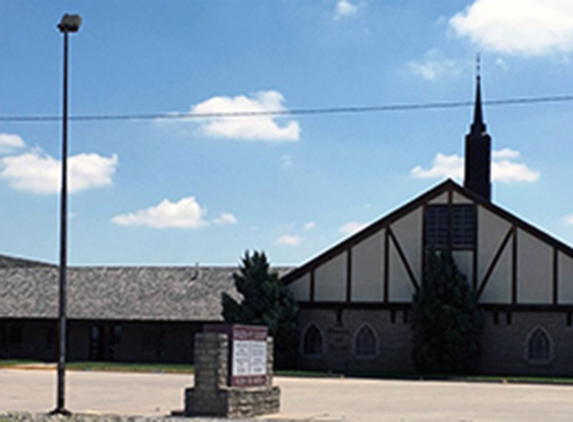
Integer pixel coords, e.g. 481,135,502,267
1,94,573,123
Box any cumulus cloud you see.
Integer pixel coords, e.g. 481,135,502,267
191,91,300,141
411,153,463,180
408,50,462,81
1,150,118,194
334,0,358,19
0,133,25,154
565,214,573,225
214,212,238,226
411,148,540,183
112,197,208,229
492,148,519,160
340,221,367,235
493,158,539,182
276,234,302,246
450,0,573,56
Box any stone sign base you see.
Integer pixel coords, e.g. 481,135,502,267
185,385,280,418
184,330,281,418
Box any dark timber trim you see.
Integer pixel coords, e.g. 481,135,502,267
553,247,559,305
447,188,453,250
383,229,389,303
346,248,352,303
512,227,518,305
477,226,513,298
298,301,412,310
282,180,455,285
310,270,315,302
421,203,427,290
281,179,573,312
480,303,573,313
388,227,419,290
298,301,573,313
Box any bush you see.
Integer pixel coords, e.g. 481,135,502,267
411,247,483,374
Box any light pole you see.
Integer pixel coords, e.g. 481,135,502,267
52,13,81,416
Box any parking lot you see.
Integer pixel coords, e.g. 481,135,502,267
2,368,573,421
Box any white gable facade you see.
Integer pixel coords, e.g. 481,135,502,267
283,180,573,375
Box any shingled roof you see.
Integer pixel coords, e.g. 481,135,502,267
0,264,293,322
0,253,53,269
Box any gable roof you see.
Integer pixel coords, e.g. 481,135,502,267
282,179,573,285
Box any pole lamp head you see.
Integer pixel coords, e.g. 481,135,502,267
58,14,82,33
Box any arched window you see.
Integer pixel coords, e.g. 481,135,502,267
527,327,552,362
355,325,377,357
302,324,323,356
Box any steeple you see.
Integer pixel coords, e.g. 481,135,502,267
471,56,486,135
464,55,492,201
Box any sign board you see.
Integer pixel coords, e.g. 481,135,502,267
204,324,268,387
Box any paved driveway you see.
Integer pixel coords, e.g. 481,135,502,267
2,369,573,421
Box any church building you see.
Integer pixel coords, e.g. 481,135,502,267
283,75,573,376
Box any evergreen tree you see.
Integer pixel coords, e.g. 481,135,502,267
222,251,299,369
411,247,483,375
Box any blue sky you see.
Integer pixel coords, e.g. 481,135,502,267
2,0,573,266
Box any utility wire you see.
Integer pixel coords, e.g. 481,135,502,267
1,94,573,123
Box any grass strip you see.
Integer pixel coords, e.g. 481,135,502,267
3,360,573,385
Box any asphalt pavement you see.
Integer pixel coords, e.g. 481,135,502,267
2,368,573,421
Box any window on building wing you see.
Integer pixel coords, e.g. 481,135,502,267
425,205,476,250
302,324,323,356
528,327,551,362
425,205,449,248
355,325,376,357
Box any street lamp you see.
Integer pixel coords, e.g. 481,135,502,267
52,13,81,416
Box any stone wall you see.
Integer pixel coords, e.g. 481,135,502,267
185,332,280,418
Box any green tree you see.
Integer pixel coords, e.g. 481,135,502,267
222,251,299,369
411,247,483,375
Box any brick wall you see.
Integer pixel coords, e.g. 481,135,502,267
298,307,573,376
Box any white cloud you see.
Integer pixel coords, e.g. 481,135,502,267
408,50,462,81
411,153,464,180
112,197,208,229
214,212,237,226
564,214,573,225
276,234,302,246
492,148,520,160
1,151,118,194
191,91,300,141
411,149,540,183
493,159,539,182
304,221,316,230
334,0,358,19
450,0,573,56
340,221,367,235
0,133,25,154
